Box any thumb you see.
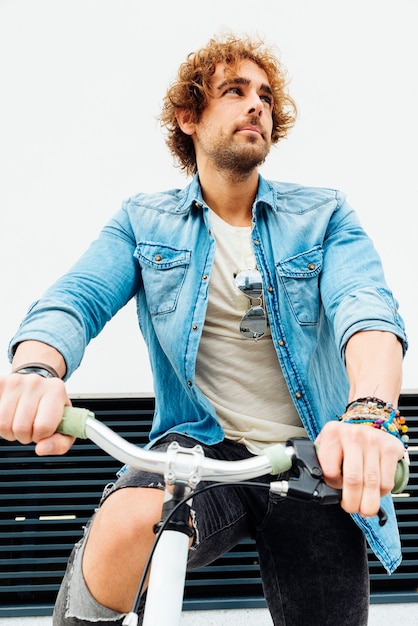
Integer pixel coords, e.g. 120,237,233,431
35,432,76,456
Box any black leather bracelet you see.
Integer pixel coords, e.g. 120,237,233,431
12,362,60,379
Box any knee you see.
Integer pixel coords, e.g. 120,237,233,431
88,487,164,552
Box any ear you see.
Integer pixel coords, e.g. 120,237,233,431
175,109,196,136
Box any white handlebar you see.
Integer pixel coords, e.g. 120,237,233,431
57,406,293,482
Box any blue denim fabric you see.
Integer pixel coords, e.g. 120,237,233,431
9,174,408,573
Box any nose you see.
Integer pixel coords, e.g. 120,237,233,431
247,93,264,117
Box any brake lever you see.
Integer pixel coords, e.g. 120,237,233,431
270,438,388,526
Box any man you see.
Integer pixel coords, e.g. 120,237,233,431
0,34,408,625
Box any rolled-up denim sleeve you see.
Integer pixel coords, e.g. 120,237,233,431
334,286,408,358
8,204,141,378
320,193,408,357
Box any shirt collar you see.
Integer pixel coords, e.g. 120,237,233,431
175,173,277,215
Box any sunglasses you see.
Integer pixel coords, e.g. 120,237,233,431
234,268,267,340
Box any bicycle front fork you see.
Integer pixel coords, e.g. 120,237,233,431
124,482,195,626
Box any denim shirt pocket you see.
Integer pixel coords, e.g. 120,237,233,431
276,246,323,325
135,242,191,315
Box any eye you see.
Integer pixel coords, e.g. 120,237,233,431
224,86,242,96
260,94,273,107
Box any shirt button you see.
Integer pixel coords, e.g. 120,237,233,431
267,286,273,293
308,263,316,271
295,391,302,400
192,324,198,331
187,380,193,387
202,275,208,281
253,239,260,246
278,339,285,346
155,254,162,262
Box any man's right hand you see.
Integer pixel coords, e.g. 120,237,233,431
0,371,75,456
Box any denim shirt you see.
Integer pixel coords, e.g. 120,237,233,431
10,174,407,573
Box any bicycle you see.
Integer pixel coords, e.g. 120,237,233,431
56,406,409,626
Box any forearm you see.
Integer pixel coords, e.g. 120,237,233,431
345,330,403,407
316,330,405,517
11,340,67,379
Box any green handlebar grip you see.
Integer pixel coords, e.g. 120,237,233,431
56,406,95,439
392,457,410,494
263,443,293,475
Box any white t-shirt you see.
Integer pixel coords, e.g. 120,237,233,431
195,210,307,454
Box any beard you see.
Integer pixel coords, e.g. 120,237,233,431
196,125,271,179
213,139,269,176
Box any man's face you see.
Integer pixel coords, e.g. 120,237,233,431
192,60,274,175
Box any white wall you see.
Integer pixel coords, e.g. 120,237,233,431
1,0,417,394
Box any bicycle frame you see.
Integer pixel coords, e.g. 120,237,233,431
57,407,409,626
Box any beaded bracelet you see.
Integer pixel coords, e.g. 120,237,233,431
339,396,409,449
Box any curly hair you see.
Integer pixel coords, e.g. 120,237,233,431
160,33,298,176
